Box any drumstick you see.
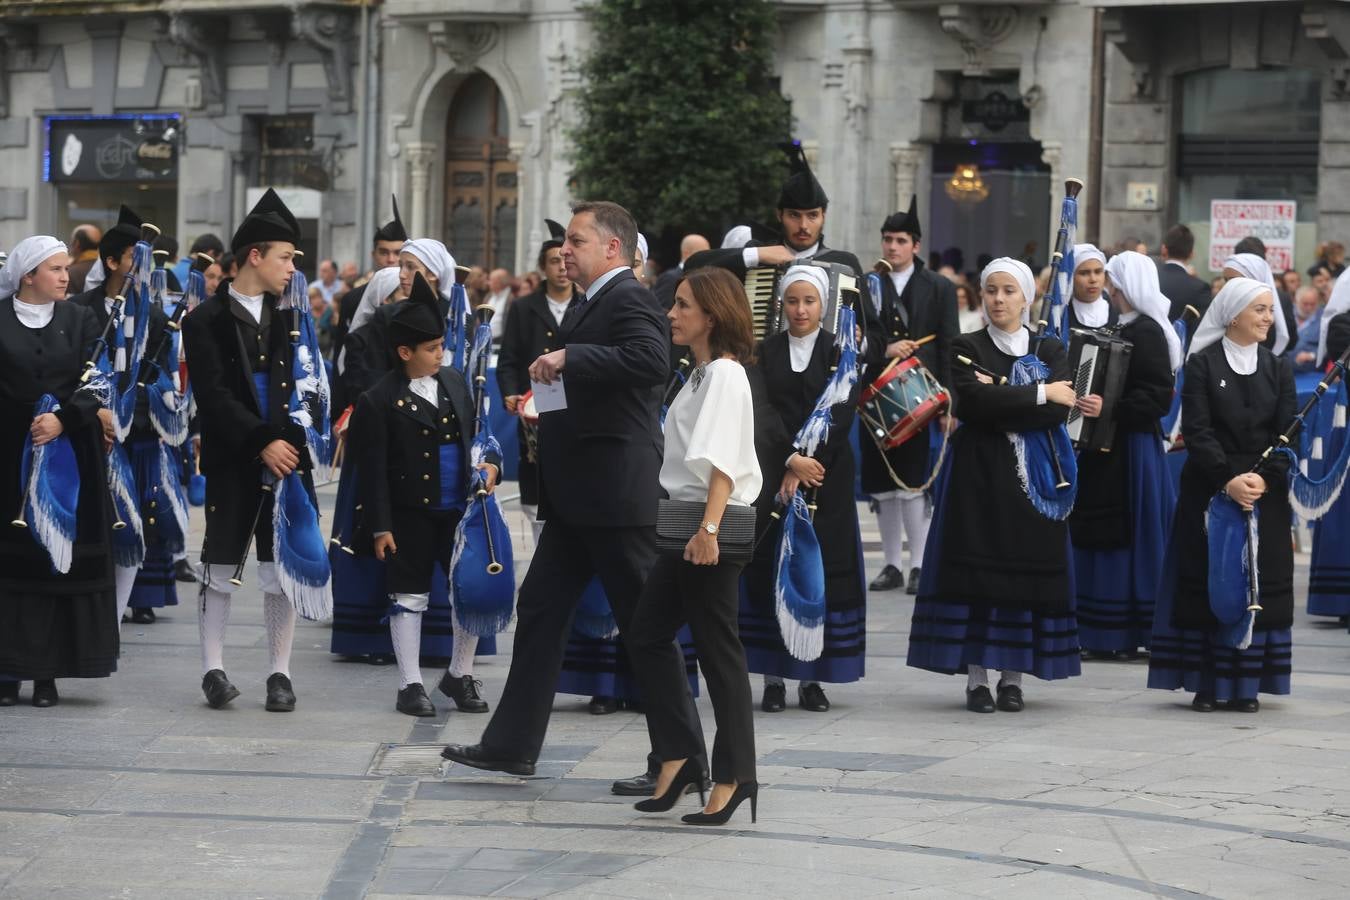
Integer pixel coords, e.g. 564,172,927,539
913,334,937,347
956,354,1008,385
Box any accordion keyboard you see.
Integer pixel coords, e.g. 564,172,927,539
744,266,780,338
1065,343,1099,437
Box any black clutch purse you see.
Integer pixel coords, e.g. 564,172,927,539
655,499,757,563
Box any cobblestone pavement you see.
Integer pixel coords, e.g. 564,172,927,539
2,483,1349,899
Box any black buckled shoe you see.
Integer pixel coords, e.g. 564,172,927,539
1227,698,1260,713
869,565,903,592
965,685,996,713
265,673,296,712
760,682,786,713
798,682,831,712
202,669,240,709
905,567,922,595
31,679,58,708
173,558,198,583
437,672,489,713
440,742,535,777
0,681,17,706
588,695,620,715
130,608,156,625
995,683,1024,712
396,683,436,717
1191,692,1216,712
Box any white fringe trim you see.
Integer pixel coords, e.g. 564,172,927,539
26,444,73,574
271,478,333,622
773,504,824,662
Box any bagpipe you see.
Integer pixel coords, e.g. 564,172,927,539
231,260,333,620
1207,342,1350,649
10,395,80,574
1018,177,1083,518
137,252,214,449
1162,305,1204,451
773,264,862,662
450,306,517,636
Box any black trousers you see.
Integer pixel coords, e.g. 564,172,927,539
629,554,756,784
481,521,705,768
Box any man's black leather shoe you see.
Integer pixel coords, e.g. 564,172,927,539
437,672,489,713
265,673,296,712
761,683,786,712
396,683,436,717
611,769,711,797
202,669,240,709
440,742,535,777
869,565,903,591
588,695,620,715
905,567,922,595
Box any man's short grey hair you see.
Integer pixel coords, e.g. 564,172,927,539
1296,284,1322,303
571,200,637,262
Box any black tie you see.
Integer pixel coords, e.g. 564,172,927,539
562,291,588,327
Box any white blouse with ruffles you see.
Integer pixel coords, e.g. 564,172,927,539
660,358,762,507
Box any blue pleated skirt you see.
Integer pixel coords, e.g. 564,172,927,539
1308,490,1350,618
906,453,1081,681
1147,544,1292,701
127,438,178,610
1074,432,1174,652
557,627,699,700
327,461,494,659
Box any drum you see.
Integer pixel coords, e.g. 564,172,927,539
857,357,949,450
518,390,540,463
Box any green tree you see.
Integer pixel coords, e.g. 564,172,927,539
569,0,791,257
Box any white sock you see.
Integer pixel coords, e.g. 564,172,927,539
199,587,231,673
899,495,930,571
999,671,1024,688
764,674,785,688
390,610,424,689
448,629,478,678
262,592,296,678
874,497,905,570
967,664,989,690
114,565,139,624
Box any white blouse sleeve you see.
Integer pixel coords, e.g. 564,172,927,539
682,362,762,503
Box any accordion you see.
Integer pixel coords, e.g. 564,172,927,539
743,260,859,341
1065,327,1133,452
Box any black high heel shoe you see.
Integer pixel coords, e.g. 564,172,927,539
634,758,705,813
681,781,758,826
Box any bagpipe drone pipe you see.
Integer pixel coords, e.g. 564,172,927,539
450,305,516,636
774,266,862,662
1207,341,1350,649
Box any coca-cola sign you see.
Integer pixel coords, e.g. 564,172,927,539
45,115,179,182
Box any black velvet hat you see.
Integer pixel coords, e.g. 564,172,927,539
374,195,408,244
881,195,922,239
231,188,301,254
98,204,142,263
777,141,829,211
388,272,444,348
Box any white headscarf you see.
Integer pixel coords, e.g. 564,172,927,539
401,239,457,299
780,264,829,306
1189,276,1273,362
84,256,107,292
347,266,402,334
980,257,1035,326
636,233,649,266
0,235,68,299
1072,243,1106,274
1105,250,1183,372
1222,253,1290,355
721,225,752,250
1318,271,1350,365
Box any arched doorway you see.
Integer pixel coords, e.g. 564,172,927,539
444,72,517,270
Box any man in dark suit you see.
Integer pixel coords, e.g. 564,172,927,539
442,201,707,791
1158,224,1213,322
685,143,865,281
652,233,710,310
858,197,958,596
182,189,312,713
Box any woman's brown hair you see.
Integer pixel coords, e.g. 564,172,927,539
681,267,756,364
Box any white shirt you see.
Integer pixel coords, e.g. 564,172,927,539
228,285,265,324
1222,336,1259,375
579,264,628,304
1071,297,1110,328
889,263,915,299
13,298,54,329
545,295,571,325
408,374,439,407
1118,311,1140,326
661,358,761,507
986,325,1046,405
787,328,820,373
742,242,820,269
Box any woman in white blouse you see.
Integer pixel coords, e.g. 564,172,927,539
629,266,762,827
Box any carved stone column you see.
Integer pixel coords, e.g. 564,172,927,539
890,142,923,213
1041,141,1064,254
405,142,438,238
509,140,527,274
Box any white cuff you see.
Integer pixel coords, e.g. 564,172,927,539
1036,384,1046,405
742,247,759,268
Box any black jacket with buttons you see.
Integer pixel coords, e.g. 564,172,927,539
497,286,578,399
355,365,498,536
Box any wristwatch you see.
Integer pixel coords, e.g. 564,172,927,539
701,521,719,535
